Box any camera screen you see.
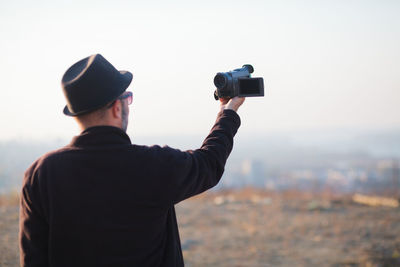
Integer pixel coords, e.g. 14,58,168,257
238,78,264,96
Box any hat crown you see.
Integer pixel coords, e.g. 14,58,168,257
62,54,96,85
61,54,132,116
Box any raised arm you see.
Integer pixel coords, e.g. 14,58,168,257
153,97,245,204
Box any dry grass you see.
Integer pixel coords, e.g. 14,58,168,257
178,188,400,267
1,189,399,266
0,190,19,207
0,192,19,266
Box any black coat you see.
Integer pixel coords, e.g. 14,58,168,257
19,109,241,267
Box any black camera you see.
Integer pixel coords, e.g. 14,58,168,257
213,64,264,100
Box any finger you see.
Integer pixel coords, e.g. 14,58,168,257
219,98,229,104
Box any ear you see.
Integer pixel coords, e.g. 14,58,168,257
111,100,122,119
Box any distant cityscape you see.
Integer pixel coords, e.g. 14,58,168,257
1,128,400,197
220,157,400,197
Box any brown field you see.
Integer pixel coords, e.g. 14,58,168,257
1,189,399,266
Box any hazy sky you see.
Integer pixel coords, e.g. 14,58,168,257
0,0,399,141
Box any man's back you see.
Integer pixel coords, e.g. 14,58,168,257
20,110,240,266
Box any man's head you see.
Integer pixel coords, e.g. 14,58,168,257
73,91,132,132
61,54,133,131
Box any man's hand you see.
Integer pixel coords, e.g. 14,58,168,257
220,97,245,113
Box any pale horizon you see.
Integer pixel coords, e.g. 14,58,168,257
1,0,399,140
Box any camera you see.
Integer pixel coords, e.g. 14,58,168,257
213,64,264,100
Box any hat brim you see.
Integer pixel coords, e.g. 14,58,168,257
63,70,133,116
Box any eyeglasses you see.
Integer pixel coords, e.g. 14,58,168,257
107,91,133,108
119,91,133,105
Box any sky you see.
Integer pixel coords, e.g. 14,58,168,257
0,0,399,141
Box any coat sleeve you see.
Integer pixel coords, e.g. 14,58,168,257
154,109,241,204
19,162,49,267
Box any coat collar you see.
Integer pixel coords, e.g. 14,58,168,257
69,126,132,147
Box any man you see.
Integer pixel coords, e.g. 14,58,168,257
19,54,244,266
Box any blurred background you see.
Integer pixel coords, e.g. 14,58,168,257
0,0,399,266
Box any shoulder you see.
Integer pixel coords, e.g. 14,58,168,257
130,144,191,165
131,143,184,155
23,146,75,184
28,146,75,168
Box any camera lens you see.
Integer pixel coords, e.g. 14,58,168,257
214,73,228,88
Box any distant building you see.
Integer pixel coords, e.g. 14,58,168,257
241,159,265,187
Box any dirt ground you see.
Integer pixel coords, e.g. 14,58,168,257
1,189,399,266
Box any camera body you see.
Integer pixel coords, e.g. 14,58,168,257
213,64,264,100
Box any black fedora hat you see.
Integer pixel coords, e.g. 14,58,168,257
62,54,133,116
